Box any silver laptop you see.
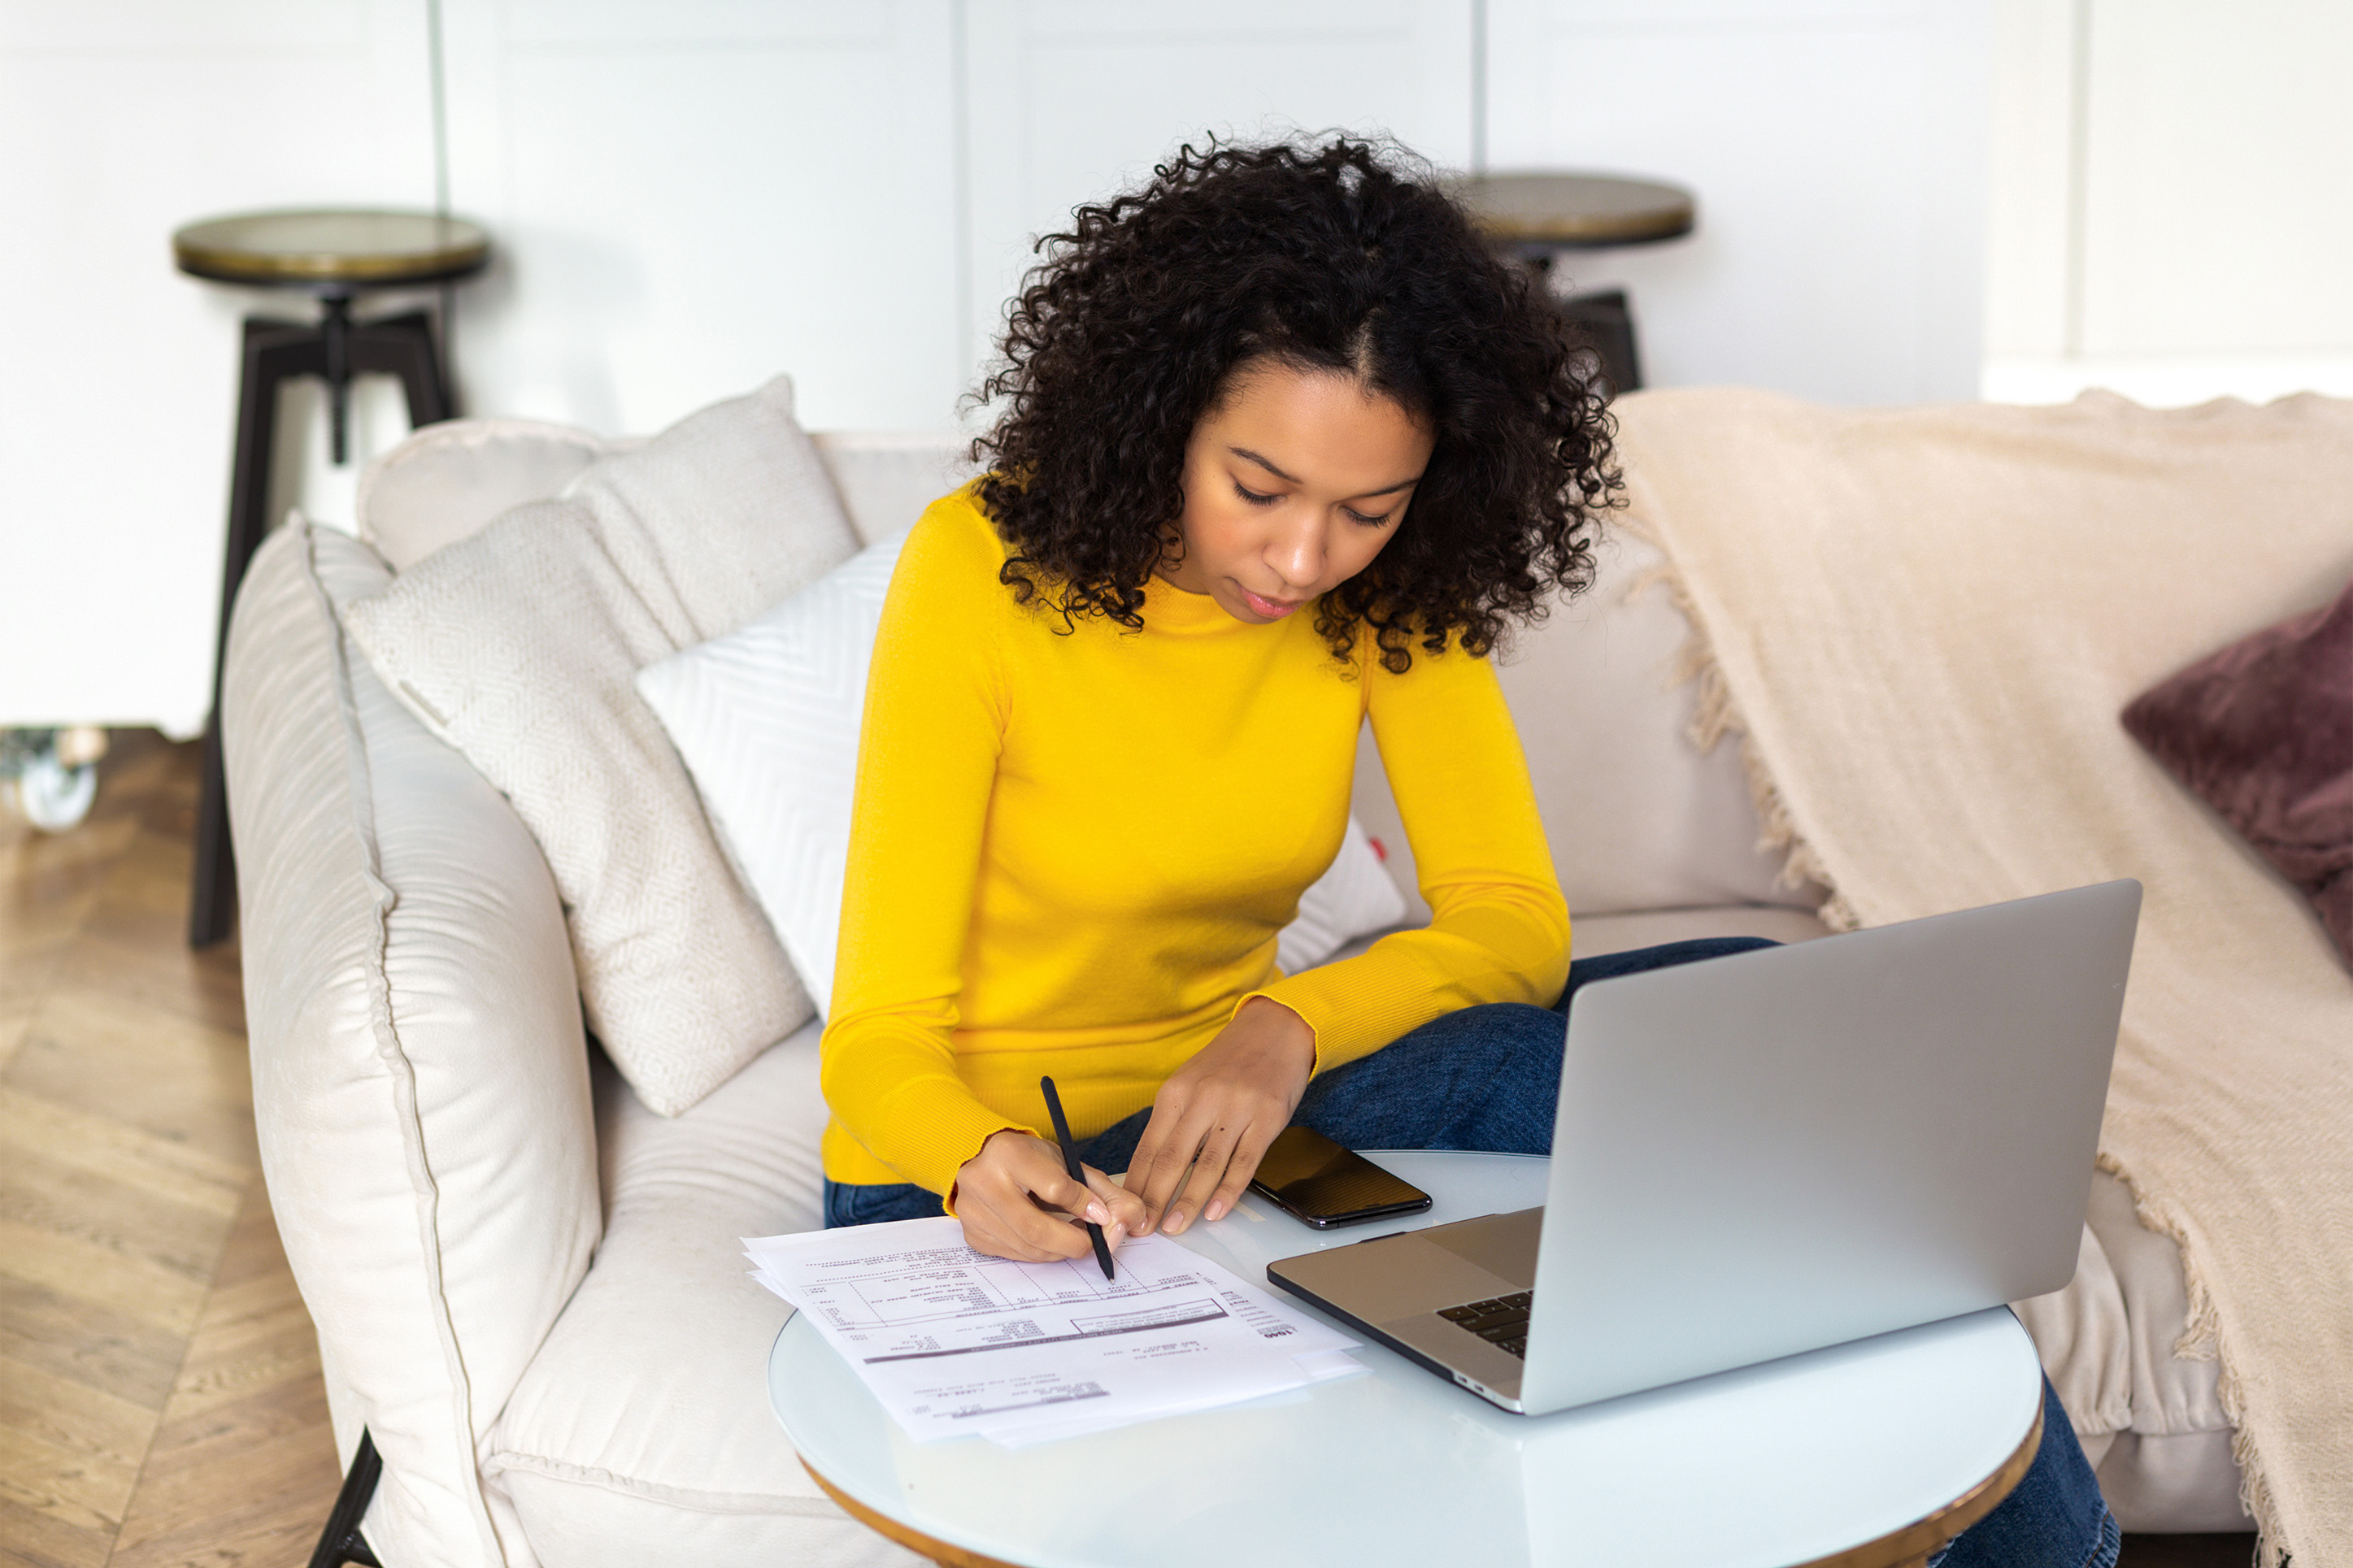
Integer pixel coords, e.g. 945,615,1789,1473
1265,880,2140,1415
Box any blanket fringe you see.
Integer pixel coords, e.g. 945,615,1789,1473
1628,514,2289,1562
2095,1154,2290,1561
1622,527,1859,932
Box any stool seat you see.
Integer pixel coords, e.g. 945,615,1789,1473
173,208,489,290
1459,172,1696,250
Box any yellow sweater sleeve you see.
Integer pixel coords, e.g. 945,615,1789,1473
818,506,1025,1197
1251,644,1571,1072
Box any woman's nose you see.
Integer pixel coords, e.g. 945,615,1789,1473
1266,517,1326,591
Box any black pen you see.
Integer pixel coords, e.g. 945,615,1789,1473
1040,1075,1116,1280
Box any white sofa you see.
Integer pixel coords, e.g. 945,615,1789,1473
224,401,2250,1568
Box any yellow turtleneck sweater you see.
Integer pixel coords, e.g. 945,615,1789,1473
818,486,1570,1195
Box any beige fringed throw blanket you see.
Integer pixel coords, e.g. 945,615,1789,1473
1613,389,2353,1563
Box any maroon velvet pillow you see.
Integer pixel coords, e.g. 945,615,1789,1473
2122,576,2353,968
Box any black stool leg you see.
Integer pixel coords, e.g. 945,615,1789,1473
1556,287,1643,397
321,294,354,466
350,311,455,425
308,1427,384,1568
189,321,328,949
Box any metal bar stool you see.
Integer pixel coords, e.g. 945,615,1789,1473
1458,172,1698,398
174,209,489,948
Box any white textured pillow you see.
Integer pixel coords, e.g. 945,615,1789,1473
1274,814,1408,974
341,376,859,1115
637,529,1408,1018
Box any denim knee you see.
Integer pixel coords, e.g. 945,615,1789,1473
1555,936,1784,1013
1930,1379,2118,1568
1294,1001,1567,1153
823,1178,945,1228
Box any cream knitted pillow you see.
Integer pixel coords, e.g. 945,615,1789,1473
341,376,858,1114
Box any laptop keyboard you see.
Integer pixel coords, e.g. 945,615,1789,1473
1438,1291,1533,1359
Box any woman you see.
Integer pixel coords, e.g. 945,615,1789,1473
817,138,2115,1567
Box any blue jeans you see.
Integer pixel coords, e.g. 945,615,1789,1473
821,936,2117,1565
1934,1376,2120,1568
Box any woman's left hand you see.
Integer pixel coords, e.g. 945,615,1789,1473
1127,997,1316,1236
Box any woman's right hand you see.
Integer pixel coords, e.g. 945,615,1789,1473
950,1129,1151,1263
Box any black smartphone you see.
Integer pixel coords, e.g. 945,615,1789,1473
1247,1126,1433,1229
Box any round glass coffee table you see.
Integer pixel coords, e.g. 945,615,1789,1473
770,1153,2043,1568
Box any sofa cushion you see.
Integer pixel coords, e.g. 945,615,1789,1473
807,431,981,549
2012,1170,2252,1532
489,1030,919,1567
358,417,622,571
1348,531,1808,924
342,376,859,1115
224,522,601,1568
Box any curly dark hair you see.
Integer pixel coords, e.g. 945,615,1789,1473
971,136,1620,672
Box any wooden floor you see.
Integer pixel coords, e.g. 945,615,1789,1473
0,733,2273,1567
1,732,340,1568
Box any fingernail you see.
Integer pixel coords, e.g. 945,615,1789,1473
1086,1201,1109,1224
1206,1200,1225,1222
1164,1211,1187,1235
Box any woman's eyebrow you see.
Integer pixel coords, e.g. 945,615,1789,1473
1229,445,1424,496
1229,445,1302,484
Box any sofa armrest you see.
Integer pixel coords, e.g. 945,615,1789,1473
225,522,600,1567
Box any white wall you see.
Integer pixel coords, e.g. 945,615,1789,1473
1488,0,1991,406
0,0,436,738
959,1,1477,384
1983,0,2353,404
443,0,1481,435
438,1,968,435
2,0,1994,735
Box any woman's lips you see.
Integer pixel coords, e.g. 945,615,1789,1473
1239,586,1303,619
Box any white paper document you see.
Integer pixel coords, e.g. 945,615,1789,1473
744,1218,1363,1446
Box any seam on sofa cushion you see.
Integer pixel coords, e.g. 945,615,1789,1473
481,1449,846,1518
308,525,510,1566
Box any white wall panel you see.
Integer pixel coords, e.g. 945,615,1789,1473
1981,0,2353,403
437,0,964,435
2077,0,2353,357
1981,0,2075,358
960,0,1476,380
0,0,436,736
1486,0,1992,405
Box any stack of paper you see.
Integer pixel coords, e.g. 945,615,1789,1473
746,1217,1363,1447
